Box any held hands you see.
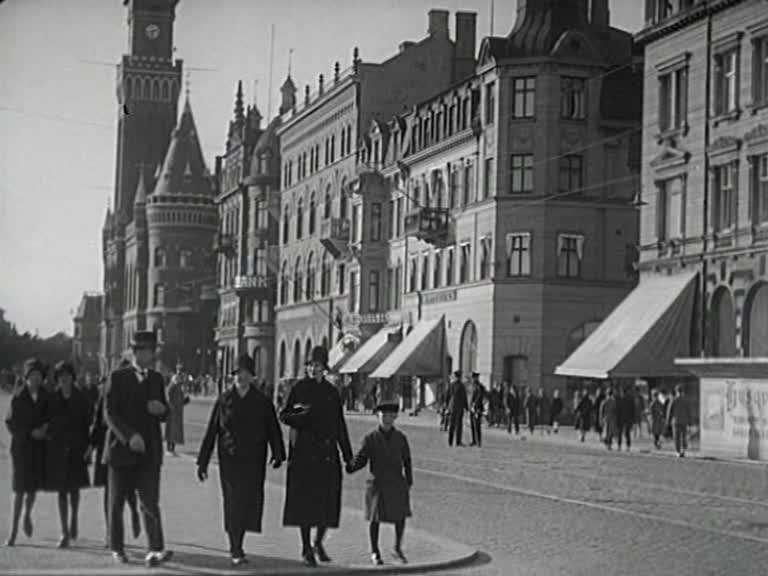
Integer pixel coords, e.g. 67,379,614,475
30,423,48,440
147,400,166,416
345,461,355,475
128,433,146,453
197,466,208,482
270,458,283,470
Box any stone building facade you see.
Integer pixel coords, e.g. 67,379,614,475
72,293,103,378
274,10,479,387
359,0,641,402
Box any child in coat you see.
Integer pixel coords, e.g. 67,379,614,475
346,402,413,566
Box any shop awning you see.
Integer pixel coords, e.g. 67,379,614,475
555,270,698,379
370,315,447,379
328,335,359,372
340,326,401,375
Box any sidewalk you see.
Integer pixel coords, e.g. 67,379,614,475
0,399,476,575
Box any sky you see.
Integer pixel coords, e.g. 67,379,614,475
0,0,643,337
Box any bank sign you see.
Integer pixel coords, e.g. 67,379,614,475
700,377,768,460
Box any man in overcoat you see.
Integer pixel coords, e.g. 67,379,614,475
469,373,486,447
103,331,171,566
446,371,467,447
280,345,353,566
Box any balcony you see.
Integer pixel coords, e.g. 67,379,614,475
320,217,351,259
213,232,235,255
404,207,450,244
234,275,271,294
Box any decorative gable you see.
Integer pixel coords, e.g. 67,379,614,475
744,124,768,149
650,146,690,171
707,136,741,157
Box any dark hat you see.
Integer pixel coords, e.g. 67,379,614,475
24,358,46,379
471,371,479,378
309,345,329,369
53,361,77,381
130,331,157,349
453,370,462,378
376,402,399,413
231,354,255,376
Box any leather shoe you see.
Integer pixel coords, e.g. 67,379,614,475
302,549,317,566
112,551,128,564
392,547,408,564
371,552,383,565
57,535,70,549
4,534,16,547
313,542,331,562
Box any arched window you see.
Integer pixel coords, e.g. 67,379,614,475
279,341,287,378
321,253,331,297
161,80,169,100
309,193,317,235
171,80,179,103
711,287,737,357
153,283,165,307
306,252,316,300
280,260,289,305
324,186,332,219
143,78,151,99
152,80,160,100
125,77,133,99
744,282,768,356
296,199,304,240
180,249,192,268
154,247,166,267
293,340,301,378
282,209,290,245
340,179,348,220
305,338,313,367
293,256,303,303
459,320,478,375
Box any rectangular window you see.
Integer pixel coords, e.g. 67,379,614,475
421,253,429,291
506,233,531,277
485,82,496,125
409,257,418,292
559,155,583,194
479,237,492,280
349,271,359,312
509,154,534,194
714,163,736,232
512,77,536,118
657,177,685,241
387,268,394,310
338,263,346,295
371,202,382,241
714,49,739,115
561,77,586,119
557,234,583,278
394,264,402,309
754,36,768,106
463,163,473,205
396,197,403,236
388,200,395,239
483,157,495,200
433,250,442,288
658,67,688,132
446,248,455,286
368,271,380,312
351,204,361,243
449,169,458,209
460,243,471,283
759,154,768,224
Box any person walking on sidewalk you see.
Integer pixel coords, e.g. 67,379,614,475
537,388,551,435
103,331,172,566
4,358,49,547
593,388,605,438
469,373,486,447
346,401,413,566
505,383,521,436
550,389,563,434
575,390,593,442
197,354,286,566
446,371,468,447
280,345,353,567
45,361,92,548
666,385,691,457
523,387,537,435
649,389,666,449
165,368,189,456
616,387,636,451
600,388,618,450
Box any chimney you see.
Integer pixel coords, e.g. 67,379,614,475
428,9,449,38
399,41,415,53
453,11,477,82
591,0,609,27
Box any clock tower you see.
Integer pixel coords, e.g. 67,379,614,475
125,0,177,59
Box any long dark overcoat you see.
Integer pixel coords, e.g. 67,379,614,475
5,386,49,492
45,387,91,492
90,387,108,487
649,398,666,438
165,379,187,445
280,376,353,528
348,427,412,523
197,386,286,534
575,395,593,432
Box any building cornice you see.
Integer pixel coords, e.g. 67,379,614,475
635,0,746,47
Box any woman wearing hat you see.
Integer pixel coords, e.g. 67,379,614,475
4,358,50,546
280,345,353,567
45,361,92,547
197,354,286,566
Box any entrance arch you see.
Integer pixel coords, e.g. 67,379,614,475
459,320,478,377
711,287,737,357
745,282,768,357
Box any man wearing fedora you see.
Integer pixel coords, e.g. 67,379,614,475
103,331,172,566
469,372,487,447
446,371,468,447
280,345,353,567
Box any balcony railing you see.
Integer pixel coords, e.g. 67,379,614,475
234,275,271,291
403,207,450,243
320,217,351,259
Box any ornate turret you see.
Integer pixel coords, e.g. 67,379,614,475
226,81,247,151
245,117,281,184
133,168,148,230
280,75,297,115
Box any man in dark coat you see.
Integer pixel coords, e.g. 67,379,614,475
280,345,353,567
103,331,171,566
505,383,521,435
469,373,486,447
347,401,412,566
446,371,467,447
197,354,285,565
616,387,636,451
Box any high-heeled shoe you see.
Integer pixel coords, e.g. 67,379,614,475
4,533,16,547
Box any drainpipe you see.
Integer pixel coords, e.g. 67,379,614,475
700,9,713,358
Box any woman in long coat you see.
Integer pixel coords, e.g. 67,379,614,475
4,358,49,546
600,388,619,449
649,389,667,449
575,390,593,442
165,374,189,455
280,345,353,567
196,354,285,566
45,361,91,547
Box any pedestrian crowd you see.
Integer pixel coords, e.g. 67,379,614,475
4,335,414,569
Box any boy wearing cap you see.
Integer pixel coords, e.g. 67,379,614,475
346,402,413,566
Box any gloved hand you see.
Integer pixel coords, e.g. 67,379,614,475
196,466,208,482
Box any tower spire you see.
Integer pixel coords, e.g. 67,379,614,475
234,80,245,122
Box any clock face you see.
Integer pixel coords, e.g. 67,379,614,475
145,24,160,40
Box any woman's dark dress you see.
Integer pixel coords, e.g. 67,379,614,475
45,387,92,492
5,386,49,493
197,386,286,534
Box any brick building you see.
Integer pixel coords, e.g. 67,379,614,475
100,0,218,375
346,0,642,406
274,9,478,390
557,0,768,391
72,293,103,377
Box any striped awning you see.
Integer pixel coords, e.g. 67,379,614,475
339,326,401,375
370,316,446,379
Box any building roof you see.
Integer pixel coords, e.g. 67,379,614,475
245,116,281,181
74,293,103,322
152,99,210,197
134,169,148,205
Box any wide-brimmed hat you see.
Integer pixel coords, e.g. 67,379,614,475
309,345,329,369
24,358,46,379
53,361,77,381
130,331,157,349
231,354,255,376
